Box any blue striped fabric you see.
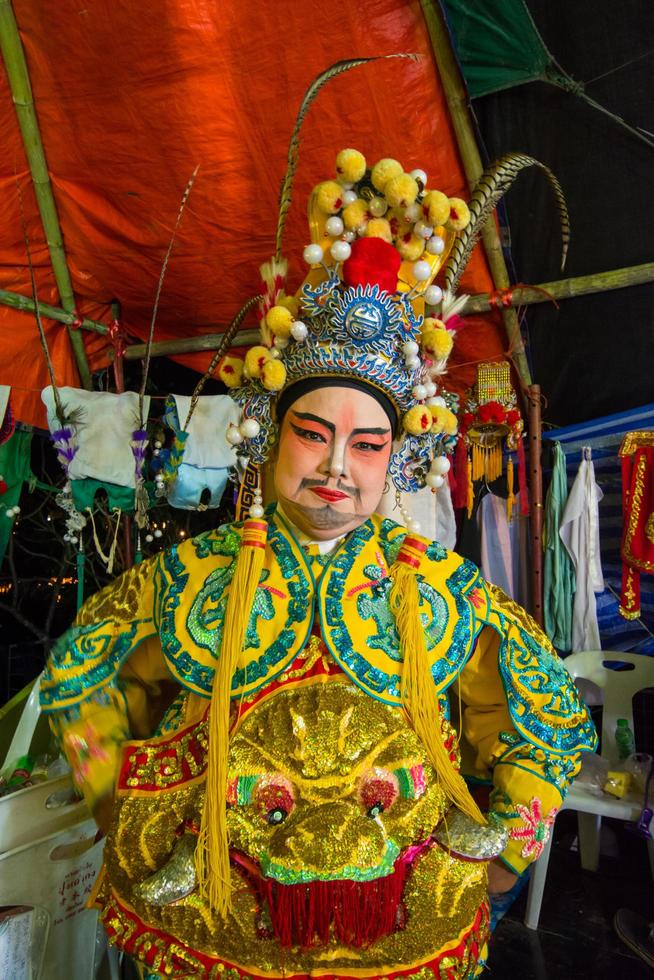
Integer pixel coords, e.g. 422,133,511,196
543,404,654,654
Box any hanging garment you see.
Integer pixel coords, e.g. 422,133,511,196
378,480,457,549
164,395,239,510
478,491,530,609
41,387,151,488
559,451,605,650
543,442,576,651
619,436,654,619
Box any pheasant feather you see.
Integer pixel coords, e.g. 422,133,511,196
275,54,419,261
443,154,570,294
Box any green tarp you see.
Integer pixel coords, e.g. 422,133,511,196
442,0,553,97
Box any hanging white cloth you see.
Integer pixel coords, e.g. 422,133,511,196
166,394,239,510
478,491,530,608
559,449,605,650
41,387,150,488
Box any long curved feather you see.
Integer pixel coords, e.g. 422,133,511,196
275,54,419,261
442,153,570,294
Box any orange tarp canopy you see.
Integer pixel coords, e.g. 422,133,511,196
0,0,505,428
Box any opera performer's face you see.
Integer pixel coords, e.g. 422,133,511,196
274,385,393,540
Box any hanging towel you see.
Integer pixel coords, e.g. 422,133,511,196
543,442,576,651
165,395,239,510
41,388,150,488
559,450,605,650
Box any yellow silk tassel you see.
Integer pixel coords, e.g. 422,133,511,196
506,456,515,522
389,538,485,826
466,456,474,517
195,518,268,917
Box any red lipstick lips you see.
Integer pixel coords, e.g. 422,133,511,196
310,487,348,502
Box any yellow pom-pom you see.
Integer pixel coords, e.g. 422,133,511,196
446,198,471,231
371,158,403,191
403,405,433,435
261,358,287,392
278,294,300,318
387,208,411,240
365,217,393,243
315,180,345,215
244,345,271,379
429,405,457,435
421,329,453,360
336,148,366,184
421,190,450,227
342,198,369,231
266,305,294,338
397,232,425,261
422,317,447,334
217,355,243,389
384,173,419,209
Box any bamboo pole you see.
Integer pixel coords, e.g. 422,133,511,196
0,0,92,388
0,287,108,334
121,328,260,360
464,261,654,314
527,384,544,626
419,0,532,388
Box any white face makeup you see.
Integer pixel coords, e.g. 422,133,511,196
273,386,393,540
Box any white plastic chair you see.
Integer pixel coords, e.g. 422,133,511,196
524,650,654,930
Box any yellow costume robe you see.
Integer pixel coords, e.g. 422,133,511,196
40,509,596,979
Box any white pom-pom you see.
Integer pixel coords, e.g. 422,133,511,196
405,355,421,370
369,197,388,217
226,425,244,445
154,528,163,538
325,216,344,237
303,244,324,265
402,340,419,356
291,320,308,341
249,504,265,518
431,455,451,476
404,203,420,222
154,440,162,449
424,284,443,305
426,473,445,489
426,395,446,408
407,519,421,533
413,260,431,282
410,168,428,186
424,381,437,397
240,418,261,439
414,220,433,240
342,189,358,206
145,533,154,543
426,235,445,255
330,240,352,262
12,505,19,514
342,230,356,243
412,383,427,401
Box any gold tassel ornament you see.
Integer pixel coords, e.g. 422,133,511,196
195,517,268,916
389,536,485,826
466,456,474,518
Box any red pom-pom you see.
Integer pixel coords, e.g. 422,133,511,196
342,237,402,295
477,401,506,425
506,408,521,426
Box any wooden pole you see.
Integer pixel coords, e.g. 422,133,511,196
528,384,544,626
0,287,108,333
121,328,260,360
0,0,92,388
463,261,654,314
419,0,532,389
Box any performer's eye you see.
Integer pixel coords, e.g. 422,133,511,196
290,423,326,443
352,440,387,452
366,802,384,818
267,807,288,825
